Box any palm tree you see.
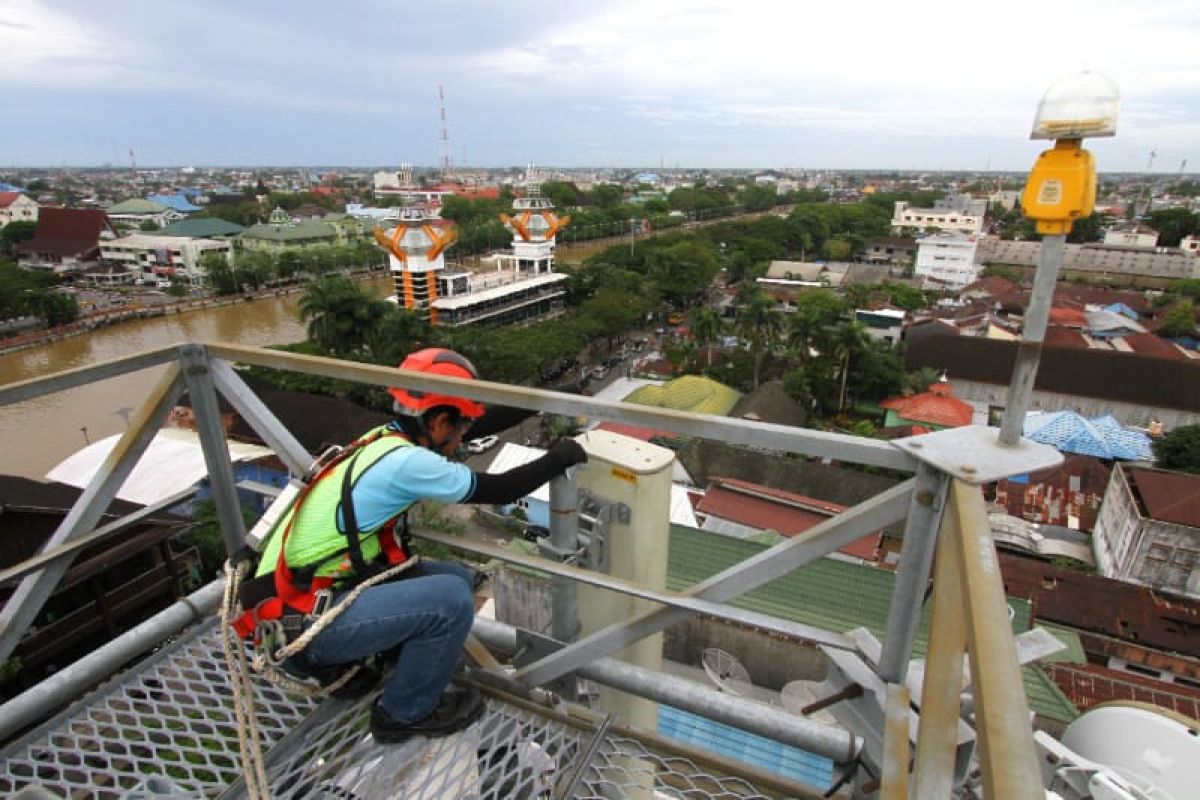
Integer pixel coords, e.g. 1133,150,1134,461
299,275,388,355
691,307,724,369
735,289,782,390
831,320,871,414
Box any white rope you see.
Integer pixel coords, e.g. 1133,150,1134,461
219,560,270,800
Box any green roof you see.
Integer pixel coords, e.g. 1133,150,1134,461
625,376,741,416
667,524,1079,722
159,218,246,237
108,198,170,214
240,220,337,242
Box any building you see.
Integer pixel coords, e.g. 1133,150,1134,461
105,198,184,230
426,188,572,328
99,234,232,286
239,207,338,253
891,200,983,236
159,218,246,239
0,192,38,225
913,232,980,290
376,206,456,321
934,193,988,219
1103,223,1159,248
855,308,906,344
905,331,1200,429
145,194,203,214
15,207,116,273
1091,465,1200,599
977,239,1198,283
1181,235,1200,257
864,237,917,265
879,379,973,430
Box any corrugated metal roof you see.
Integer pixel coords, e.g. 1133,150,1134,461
145,194,202,213
1129,467,1200,528
1023,411,1153,461
668,525,1078,721
658,705,833,789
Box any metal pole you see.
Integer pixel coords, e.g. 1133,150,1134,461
179,345,248,558
209,358,313,475
998,234,1065,446
877,463,950,683
0,363,185,663
472,617,862,764
548,472,580,643
0,580,223,742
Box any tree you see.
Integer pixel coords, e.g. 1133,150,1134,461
1148,208,1199,247
735,289,782,389
139,219,160,232
370,307,432,365
202,251,239,294
589,184,624,209
787,289,844,365
34,291,78,326
299,275,389,355
1153,424,1200,474
1066,213,1103,243
1159,300,1196,339
830,321,871,413
739,184,778,213
690,307,724,368
0,220,37,255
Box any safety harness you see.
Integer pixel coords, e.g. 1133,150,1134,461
229,425,416,647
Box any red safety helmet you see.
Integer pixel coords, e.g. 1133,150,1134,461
388,348,486,419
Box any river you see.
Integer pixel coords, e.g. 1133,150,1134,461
0,237,638,480
0,278,394,480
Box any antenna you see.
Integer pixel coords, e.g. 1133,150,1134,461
438,85,452,180
1147,148,1157,172
701,648,753,697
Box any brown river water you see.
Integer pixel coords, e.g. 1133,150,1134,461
0,278,394,480
0,236,620,480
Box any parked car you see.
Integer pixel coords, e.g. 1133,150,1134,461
522,525,550,542
466,434,499,454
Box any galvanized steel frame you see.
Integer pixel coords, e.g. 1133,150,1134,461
0,341,1056,796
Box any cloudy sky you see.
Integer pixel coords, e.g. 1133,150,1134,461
2,0,1197,172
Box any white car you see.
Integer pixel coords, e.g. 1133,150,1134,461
466,434,499,454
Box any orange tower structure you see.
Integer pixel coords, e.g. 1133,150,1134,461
375,206,457,324
498,174,570,277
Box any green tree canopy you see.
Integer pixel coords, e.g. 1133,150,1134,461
1158,299,1196,338
1152,424,1200,474
299,275,390,355
1,220,38,255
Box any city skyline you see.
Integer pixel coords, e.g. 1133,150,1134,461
2,0,1197,173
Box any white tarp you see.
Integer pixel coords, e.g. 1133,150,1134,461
46,428,274,507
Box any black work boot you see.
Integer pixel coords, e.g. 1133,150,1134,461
370,688,486,744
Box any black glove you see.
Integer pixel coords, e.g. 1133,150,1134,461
548,438,588,470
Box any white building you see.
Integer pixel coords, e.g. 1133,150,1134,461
914,232,980,290
1179,234,1200,256
891,200,983,236
0,192,39,225
1103,223,1159,248
100,234,231,286
1092,465,1200,599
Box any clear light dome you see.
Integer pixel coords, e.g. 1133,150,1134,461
1031,71,1120,140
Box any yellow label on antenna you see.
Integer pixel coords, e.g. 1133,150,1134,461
611,466,637,483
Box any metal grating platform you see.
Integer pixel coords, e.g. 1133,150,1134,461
1,619,820,799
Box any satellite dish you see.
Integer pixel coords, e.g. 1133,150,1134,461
702,648,753,697
780,680,817,714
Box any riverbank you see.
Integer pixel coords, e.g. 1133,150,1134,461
0,270,385,358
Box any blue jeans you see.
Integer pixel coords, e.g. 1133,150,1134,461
292,560,475,723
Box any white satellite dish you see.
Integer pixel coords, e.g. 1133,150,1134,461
780,680,817,714
702,648,753,697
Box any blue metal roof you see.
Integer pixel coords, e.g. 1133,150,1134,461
1023,411,1153,461
146,193,202,213
658,705,834,790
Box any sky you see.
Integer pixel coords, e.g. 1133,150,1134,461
2,0,1198,172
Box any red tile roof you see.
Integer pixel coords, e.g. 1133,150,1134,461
879,381,973,427
697,477,881,561
1129,468,1200,528
0,191,23,209
1042,325,1088,349
963,275,1018,297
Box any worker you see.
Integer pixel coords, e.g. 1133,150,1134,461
247,348,588,743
